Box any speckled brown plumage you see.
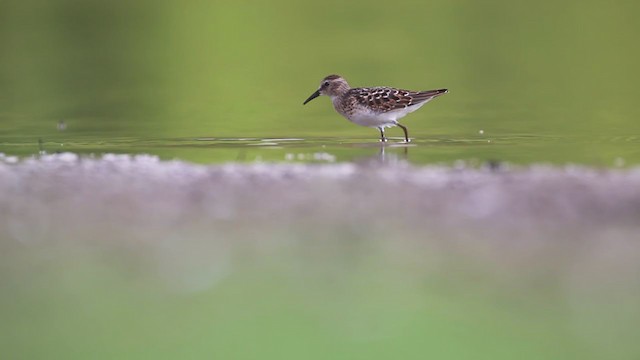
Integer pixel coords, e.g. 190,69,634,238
349,87,447,113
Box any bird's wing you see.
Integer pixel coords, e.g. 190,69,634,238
352,87,448,113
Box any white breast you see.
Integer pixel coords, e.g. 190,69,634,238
340,102,428,128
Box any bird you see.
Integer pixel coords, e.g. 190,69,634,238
303,74,448,142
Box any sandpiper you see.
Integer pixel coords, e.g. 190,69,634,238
303,75,448,142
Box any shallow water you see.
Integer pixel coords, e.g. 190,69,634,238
4,134,640,166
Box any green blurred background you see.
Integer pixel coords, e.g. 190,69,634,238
1,0,639,164
2,1,640,359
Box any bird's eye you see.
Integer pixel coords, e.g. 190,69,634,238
323,81,330,87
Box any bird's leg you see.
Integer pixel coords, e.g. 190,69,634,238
378,127,387,142
396,123,410,142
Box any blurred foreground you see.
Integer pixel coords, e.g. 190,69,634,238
1,153,639,359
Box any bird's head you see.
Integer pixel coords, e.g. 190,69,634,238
303,75,350,105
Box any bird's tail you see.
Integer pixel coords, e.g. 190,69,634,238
420,88,448,97
412,88,448,103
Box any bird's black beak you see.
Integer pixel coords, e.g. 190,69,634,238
303,89,321,105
